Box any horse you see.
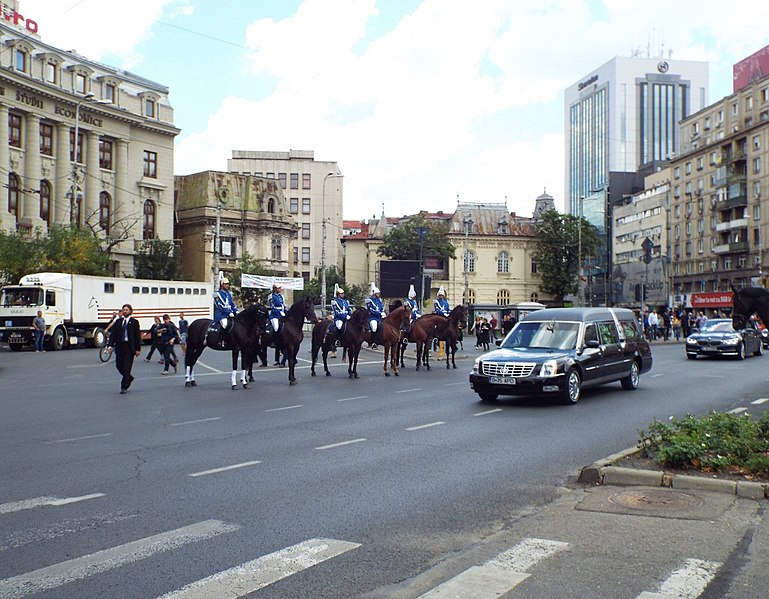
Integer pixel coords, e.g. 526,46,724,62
310,306,368,378
260,296,319,385
731,284,769,329
184,304,266,390
362,304,411,376
413,305,468,370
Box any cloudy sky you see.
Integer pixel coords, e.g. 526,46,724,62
28,0,769,220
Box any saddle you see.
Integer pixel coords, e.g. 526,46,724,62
206,322,230,350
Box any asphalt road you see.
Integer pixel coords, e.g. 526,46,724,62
1,341,767,598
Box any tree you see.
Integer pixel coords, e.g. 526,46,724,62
534,210,601,304
0,230,42,285
230,251,282,306
377,214,456,261
134,239,183,280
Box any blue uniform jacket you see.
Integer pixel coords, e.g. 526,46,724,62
213,289,238,321
366,296,384,320
268,292,286,320
434,297,450,317
332,297,351,323
405,298,420,322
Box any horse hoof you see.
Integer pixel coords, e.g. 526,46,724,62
354,373,359,379
232,385,238,390
191,380,197,387
243,383,249,389
452,364,457,369
326,371,331,376
394,371,400,376
311,371,317,377
248,376,255,382
185,381,191,387
385,372,390,377
349,373,354,379
289,379,298,386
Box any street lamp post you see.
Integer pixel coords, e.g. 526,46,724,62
577,195,584,306
463,213,473,304
320,171,342,315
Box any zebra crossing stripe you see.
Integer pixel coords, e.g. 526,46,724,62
0,520,239,599
156,537,361,598
637,558,722,599
418,537,568,598
0,494,105,515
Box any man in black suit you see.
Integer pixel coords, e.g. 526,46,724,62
107,303,142,394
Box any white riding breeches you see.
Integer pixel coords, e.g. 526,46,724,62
271,318,280,332
220,317,228,330
370,320,378,333
335,320,343,330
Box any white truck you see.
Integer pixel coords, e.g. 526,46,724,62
0,273,213,351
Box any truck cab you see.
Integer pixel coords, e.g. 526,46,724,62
0,278,69,351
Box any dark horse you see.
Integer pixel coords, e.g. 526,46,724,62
310,307,368,378
184,304,266,390
363,305,411,376
731,284,769,329
412,305,468,371
260,296,319,385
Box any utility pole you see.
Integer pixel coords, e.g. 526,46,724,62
320,172,343,315
69,93,94,227
416,226,428,307
463,213,473,304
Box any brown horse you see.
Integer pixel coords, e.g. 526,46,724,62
261,296,318,385
310,307,368,378
363,305,411,376
418,305,468,370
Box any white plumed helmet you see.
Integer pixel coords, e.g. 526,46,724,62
334,283,343,295
370,282,380,295
438,286,446,297
408,284,417,299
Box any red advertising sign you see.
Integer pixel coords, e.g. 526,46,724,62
733,45,769,92
690,292,734,308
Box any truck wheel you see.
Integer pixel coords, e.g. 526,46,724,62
50,327,66,351
90,327,106,348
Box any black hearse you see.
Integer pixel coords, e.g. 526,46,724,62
469,307,653,404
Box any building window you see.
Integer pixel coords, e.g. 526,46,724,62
697,157,704,170
143,151,157,178
45,62,57,84
293,247,298,264
15,49,26,72
99,192,111,234
9,113,21,148
267,198,275,213
302,173,311,189
497,251,510,273
531,259,537,274
145,98,156,118
754,135,761,151
685,162,691,175
301,223,310,239
75,73,86,94
39,180,51,225
70,129,83,163
220,237,236,257
302,247,310,263
464,288,476,304
8,174,19,219
271,238,282,261
278,173,287,189
754,157,761,174
105,83,116,103
302,198,311,214
289,198,298,214
464,250,475,273
99,139,113,170
674,166,680,179
747,96,754,111
143,200,156,239
497,289,510,305
290,173,299,189
40,123,54,156
754,205,761,220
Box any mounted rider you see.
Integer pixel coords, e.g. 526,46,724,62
433,286,450,317
213,277,238,339
402,284,421,342
330,283,352,343
268,282,286,333
365,282,384,350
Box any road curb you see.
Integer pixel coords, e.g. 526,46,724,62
578,446,769,499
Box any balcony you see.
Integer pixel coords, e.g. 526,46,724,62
726,192,748,209
715,218,749,232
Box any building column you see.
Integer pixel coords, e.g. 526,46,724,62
21,113,45,231
0,104,14,231
55,123,70,227
84,130,100,226
114,139,129,230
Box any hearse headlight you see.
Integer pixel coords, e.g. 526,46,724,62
539,359,558,377
686,337,697,345
724,336,740,345
473,358,481,373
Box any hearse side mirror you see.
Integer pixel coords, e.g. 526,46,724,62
585,339,600,349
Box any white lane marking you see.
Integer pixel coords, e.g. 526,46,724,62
651,373,665,378
418,537,569,598
0,494,105,516
474,408,503,416
397,388,422,393
188,461,261,478
264,405,303,413
752,397,769,405
728,407,748,414
637,558,722,599
444,382,465,386
194,360,224,374
405,422,446,431
315,438,367,450
170,418,222,427
156,537,361,598
46,433,113,444
0,520,239,599
702,374,725,379
337,395,369,402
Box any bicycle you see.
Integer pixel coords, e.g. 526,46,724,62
99,342,113,363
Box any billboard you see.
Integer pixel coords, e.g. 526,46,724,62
733,45,769,92
379,260,429,300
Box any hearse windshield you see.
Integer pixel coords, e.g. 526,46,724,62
502,321,580,350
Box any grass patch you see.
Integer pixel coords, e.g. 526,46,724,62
638,411,769,478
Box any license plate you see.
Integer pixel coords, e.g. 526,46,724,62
490,376,516,385
701,346,717,352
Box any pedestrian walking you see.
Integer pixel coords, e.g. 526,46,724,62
106,303,141,394
144,316,162,362
672,313,682,341
480,318,491,351
33,310,46,352
159,314,181,375
178,312,189,354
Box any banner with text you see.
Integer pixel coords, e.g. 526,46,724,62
241,274,305,290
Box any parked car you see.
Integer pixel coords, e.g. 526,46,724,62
469,307,653,405
685,318,763,359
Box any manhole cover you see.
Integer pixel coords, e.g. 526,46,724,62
609,489,704,511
